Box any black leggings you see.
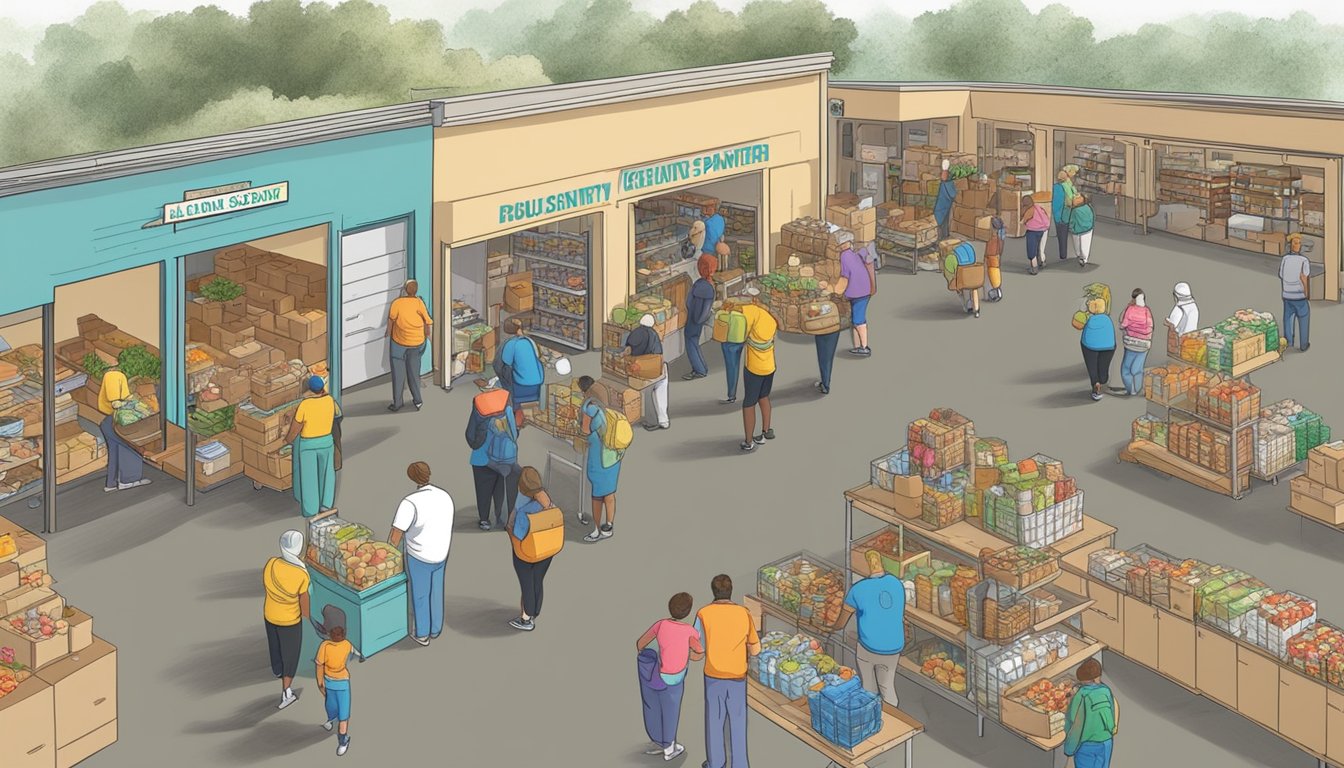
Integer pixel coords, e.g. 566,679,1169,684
1082,345,1115,388
265,620,302,679
473,465,517,524
513,553,553,618
1056,221,1070,260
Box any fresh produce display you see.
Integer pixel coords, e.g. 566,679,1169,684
80,352,112,381
757,554,845,627
852,527,928,578
6,605,69,640
1144,363,1215,405
1194,380,1261,428
339,541,404,591
199,276,246,302
1012,675,1078,735
980,545,1058,589
974,631,1072,715
947,163,980,180
1199,580,1272,635
187,403,234,436
113,395,156,426
0,650,31,699
1245,593,1318,658
1286,623,1344,686
185,347,212,367
117,345,162,382
753,631,850,700
911,640,968,693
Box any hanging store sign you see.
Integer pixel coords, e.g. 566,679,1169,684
619,142,771,194
144,181,289,228
497,182,612,225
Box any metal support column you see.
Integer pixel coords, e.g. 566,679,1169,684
185,422,196,507
41,304,57,533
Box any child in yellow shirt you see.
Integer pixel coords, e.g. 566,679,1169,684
316,625,355,756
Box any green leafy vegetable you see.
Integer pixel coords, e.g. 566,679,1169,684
117,345,161,382
199,277,245,302
81,352,111,380
948,164,980,180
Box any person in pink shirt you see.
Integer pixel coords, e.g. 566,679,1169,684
1118,288,1154,396
1020,196,1052,275
636,592,704,761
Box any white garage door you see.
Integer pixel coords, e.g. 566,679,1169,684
340,221,408,389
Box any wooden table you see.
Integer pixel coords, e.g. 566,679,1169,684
747,679,924,768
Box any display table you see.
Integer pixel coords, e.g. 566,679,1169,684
300,567,407,674
748,678,924,768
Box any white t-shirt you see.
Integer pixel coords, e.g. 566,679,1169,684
392,484,454,564
1280,253,1310,300
1167,302,1199,335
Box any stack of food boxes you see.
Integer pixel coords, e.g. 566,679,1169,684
0,516,116,768
1245,593,1317,658
1292,441,1344,525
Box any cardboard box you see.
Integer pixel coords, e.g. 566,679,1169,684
1204,223,1227,241
0,562,17,594
64,608,93,653
1308,442,1344,490
504,272,534,313
1290,475,1344,526
253,329,329,365
278,310,326,342
221,296,248,320
234,403,299,445
242,443,292,478
0,677,55,768
0,517,47,569
1300,175,1325,194
243,282,297,316
185,317,211,345
257,310,279,335
58,718,116,768
0,621,69,670
212,367,251,404
998,689,1060,739
186,298,224,326
961,188,992,210
892,491,921,520
35,635,116,750
209,320,255,352
196,452,232,477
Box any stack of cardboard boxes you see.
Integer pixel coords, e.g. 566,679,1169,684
778,217,848,268
0,516,117,768
825,194,877,243
949,177,999,242
1292,442,1344,526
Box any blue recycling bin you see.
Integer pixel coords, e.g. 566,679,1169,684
299,568,408,675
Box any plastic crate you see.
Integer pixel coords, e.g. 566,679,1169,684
1254,422,1296,477
871,448,914,491
809,684,882,749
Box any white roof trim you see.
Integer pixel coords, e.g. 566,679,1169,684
434,53,834,127
0,102,434,198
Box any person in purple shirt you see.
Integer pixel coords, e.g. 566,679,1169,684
831,231,877,357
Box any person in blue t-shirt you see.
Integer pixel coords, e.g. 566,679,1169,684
700,202,725,256
494,318,546,407
833,551,905,706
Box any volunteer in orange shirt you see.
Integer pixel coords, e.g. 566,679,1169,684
386,279,432,412
695,574,760,768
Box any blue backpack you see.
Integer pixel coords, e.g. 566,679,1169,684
485,414,518,470
953,242,977,266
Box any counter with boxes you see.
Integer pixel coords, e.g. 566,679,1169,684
1290,441,1344,527
0,516,116,768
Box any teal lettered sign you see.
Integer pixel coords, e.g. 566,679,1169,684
498,182,612,224
620,143,770,193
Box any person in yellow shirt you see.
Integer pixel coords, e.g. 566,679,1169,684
737,287,778,452
694,574,760,768
263,530,311,711
285,376,341,517
97,365,150,492
316,624,356,755
386,279,432,413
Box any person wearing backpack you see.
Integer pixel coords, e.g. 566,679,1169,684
578,376,630,542
507,466,562,632
389,462,454,646
1069,194,1097,267
737,288,778,452
1063,658,1119,768
494,318,546,407
942,241,983,318
715,298,747,404
466,387,521,531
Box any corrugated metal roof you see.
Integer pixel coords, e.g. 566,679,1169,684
434,53,836,127
0,101,434,198
829,80,1344,119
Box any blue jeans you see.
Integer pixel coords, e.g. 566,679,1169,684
1120,348,1148,395
389,340,425,408
406,555,446,639
686,324,708,375
705,677,748,768
1074,739,1113,768
722,342,744,399
1283,298,1310,349
815,331,840,388
1026,230,1045,264
323,677,351,722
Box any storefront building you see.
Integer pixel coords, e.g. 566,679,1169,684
0,103,434,529
430,54,832,383
828,82,1344,301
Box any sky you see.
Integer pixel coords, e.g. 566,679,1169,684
3,0,1343,41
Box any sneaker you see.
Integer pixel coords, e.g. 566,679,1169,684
1091,392,1103,402
413,636,430,647
387,404,400,412
1302,343,1311,352
479,521,492,531
664,743,685,761
740,441,755,452
847,347,865,356
646,745,668,755
118,479,151,490
414,402,423,411
584,530,604,543
599,524,613,539
103,485,118,493
509,617,535,632
722,397,736,404
323,719,335,732
815,383,829,395
753,433,766,445
337,735,349,756
1029,267,1038,276
762,428,776,441
643,422,669,431
278,690,297,710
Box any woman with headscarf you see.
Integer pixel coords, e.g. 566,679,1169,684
1118,289,1154,396
286,375,341,518
683,253,718,380
263,529,311,710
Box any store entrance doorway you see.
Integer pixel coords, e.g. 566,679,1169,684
340,219,409,389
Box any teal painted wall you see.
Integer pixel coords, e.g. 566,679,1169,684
0,126,434,425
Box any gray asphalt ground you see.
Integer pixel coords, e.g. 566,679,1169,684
10,219,1341,767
